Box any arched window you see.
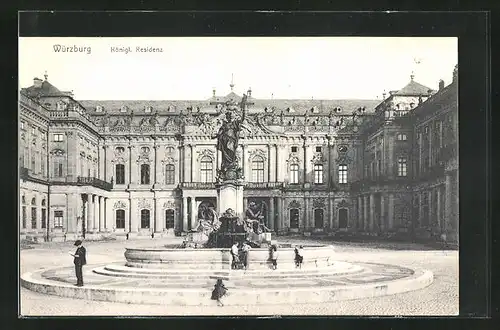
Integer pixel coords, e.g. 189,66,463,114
165,209,175,229
140,164,150,184
115,209,125,229
289,164,299,184
165,164,175,184
397,157,407,177
115,164,125,184
31,198,37,229
200,156,213,183
338,164,348,184
141,209,150,229
251,156,265,183
313,164,323,184
314,209,324,228
41,199,46,229
289,209,300,229
339,209,348,228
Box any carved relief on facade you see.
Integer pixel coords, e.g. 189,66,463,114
196,148,215,162
336,153,353,164
136,146,152,164
288,200,301,209
248,148,267,162
312,198,326,209
50,149,65,156
163,200,177,210
137,198,151,210
110,116,131,132
286,154,301,169
161,156,176,165
113,200,127,209
159,116,180,133
337,199,350,208
311,152,326,164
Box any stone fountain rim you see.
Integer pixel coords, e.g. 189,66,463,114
125,245,335,252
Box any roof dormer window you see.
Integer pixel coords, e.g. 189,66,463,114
287,107,294,113
145,106,152,113
96,105,103,112
334,107,342,113
311,106,319,113
120,105,128,113
56,101,66,111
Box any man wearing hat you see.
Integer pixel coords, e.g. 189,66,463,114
69,240,87,286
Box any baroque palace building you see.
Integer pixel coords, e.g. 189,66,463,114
19,67,458,243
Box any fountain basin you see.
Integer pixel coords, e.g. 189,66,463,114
124,245,335,270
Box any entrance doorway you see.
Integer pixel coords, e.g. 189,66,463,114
339,208,348,228
314,209,324,228
290,209,299,229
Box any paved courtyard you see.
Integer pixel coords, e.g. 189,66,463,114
19,237,458,316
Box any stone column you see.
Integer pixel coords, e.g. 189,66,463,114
105,198,112,231
87,194,94,232
267,144,272,182
276,197,282,232
388,193,394,230
436,186,442,230
243,198,248,216
66,193,78,233
190,197,197,230
129,145,137,185
190,145,195,182
304,196,310,230
418,192,423,227
303,142,308,184
99,196,104,232
329,196,334,229
369,194,375,231
358,196,363,230
275,144,283,182
363,195,369,231
155,199,163,233
154,144,160,184
274,144,279,182
428,190,433,227
380,194,385,231
182,197,188,232
268,197,275,230
130,198,138,233
94,195,99,231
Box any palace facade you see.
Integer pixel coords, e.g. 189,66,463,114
19,67,458,243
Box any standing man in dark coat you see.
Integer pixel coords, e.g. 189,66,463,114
70,240,87,286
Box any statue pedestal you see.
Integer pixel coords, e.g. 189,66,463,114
216,180,244,219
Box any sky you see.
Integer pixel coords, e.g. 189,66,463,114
19,37,457,101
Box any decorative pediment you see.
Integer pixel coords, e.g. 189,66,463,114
248,148,266,161
337,199,349,208
137,198,151,210
286,154,301,165
336,154,353,164
163,200,176,210
161,156,176,165
288,200,301,209
113,200,127,209
159,117,180,133
197,149,215,161
50,149,65,156
115,146,125,156
313,198,326,209
311,152,326,164
111,157,127,164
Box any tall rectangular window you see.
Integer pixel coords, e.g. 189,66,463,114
140,164,150,184
397,157,408,177
40,154,45,176
54,134,64,142
31,151,36,171
289,164,299,184
41,209,46,229
31,207,37,229
338,165,347,184
22,206,27,229
200,157,213,183
251,156,265,183
165,164,175,184
115,164,125,184
115,209,125,229
54,210,63,228
313,164,323,184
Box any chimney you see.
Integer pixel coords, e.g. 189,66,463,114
212,87,216,97
438,79,445,90
247,87,252,97
33,77,43,88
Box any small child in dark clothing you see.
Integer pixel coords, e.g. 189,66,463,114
211,278,228,306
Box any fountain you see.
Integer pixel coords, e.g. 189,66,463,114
20,95,434,306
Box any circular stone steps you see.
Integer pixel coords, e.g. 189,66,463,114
20,261,433,306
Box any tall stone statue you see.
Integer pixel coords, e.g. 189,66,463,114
216,94,248,181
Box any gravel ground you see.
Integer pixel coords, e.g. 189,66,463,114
19,237,458,316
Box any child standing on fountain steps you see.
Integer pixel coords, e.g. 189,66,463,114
270,245,278,270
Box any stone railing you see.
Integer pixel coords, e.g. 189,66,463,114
48,110,96,130
179,182,216,190
19,167,48,185
76,176,113,191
